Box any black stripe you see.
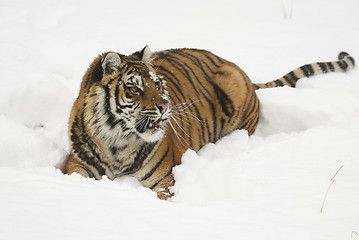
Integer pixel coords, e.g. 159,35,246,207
201,119,210,144
190,49,222,67
70,115,106,177
140,147,170,181
170,114,193,148
274,79,284,87
219,117,226,137
110,119,127,130
165,56,202,96
240,89,258,128
117,102,135,109
197,60,218,142
124,142,157,174
283,76,295,87
288,71,299,85
213,83,235,117
79,108,110,173
176,50,218,75
155,50,217,143
241,105,257,127
199,60,216,82
172,104,195,148
230,68,252,125
77,161,95,178
246,112,259,134
154,51,167,60
240,86,256,123
159,58,217,143
90,58,104,85
198,129,204,149
156,66,188,103
156,70,194,136
300,64,314,77
348,56,355,66
103,80,116,126
327,62,335,72
156,51,209,99
171,51,213,96
115,78,124,114
300,65,309,77
338,52,349,60
126,60,147,70
172,50,221,125
209,52,225,64
121,63,129,73
337,60,348,71
318,62,328,73
176,50,202,66
125,92,132,99
172,149,176,167
307,64,314,76
150,170,173,190
187,97,206,145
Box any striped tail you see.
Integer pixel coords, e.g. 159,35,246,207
253,52,355,90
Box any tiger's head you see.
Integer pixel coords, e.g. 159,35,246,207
86,46,170,144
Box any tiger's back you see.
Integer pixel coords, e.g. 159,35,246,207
152,48,259,151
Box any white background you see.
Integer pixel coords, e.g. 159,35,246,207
0,0,358,239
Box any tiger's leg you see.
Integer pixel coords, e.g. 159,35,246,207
212,63,260,136
65,153,93,178
135,144,177,200
151,174,175,200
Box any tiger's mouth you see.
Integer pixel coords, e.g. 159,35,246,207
135,117,165,134
149,119,163,128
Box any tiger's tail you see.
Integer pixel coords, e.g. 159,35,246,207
253,52,355,90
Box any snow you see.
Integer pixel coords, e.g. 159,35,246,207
1,0,359,239
149,71,159,82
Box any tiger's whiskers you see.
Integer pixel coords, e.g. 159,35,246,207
168,121,190,148
170,115,193,140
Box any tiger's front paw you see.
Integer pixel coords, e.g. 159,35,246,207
151,173,175,200
156,187,174,200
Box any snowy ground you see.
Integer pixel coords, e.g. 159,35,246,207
0,0,359,239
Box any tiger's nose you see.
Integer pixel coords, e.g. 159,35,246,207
156,101,169,114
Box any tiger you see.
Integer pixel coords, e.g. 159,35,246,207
65,46,355,200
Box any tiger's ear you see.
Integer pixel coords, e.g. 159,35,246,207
139,45,152,63
102,52,121,75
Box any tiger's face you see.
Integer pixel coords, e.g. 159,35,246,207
118,63,170,142
89,46,171,144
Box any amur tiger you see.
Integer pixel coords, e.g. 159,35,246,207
65,46,355,199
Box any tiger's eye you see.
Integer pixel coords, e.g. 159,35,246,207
131,86,140,94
